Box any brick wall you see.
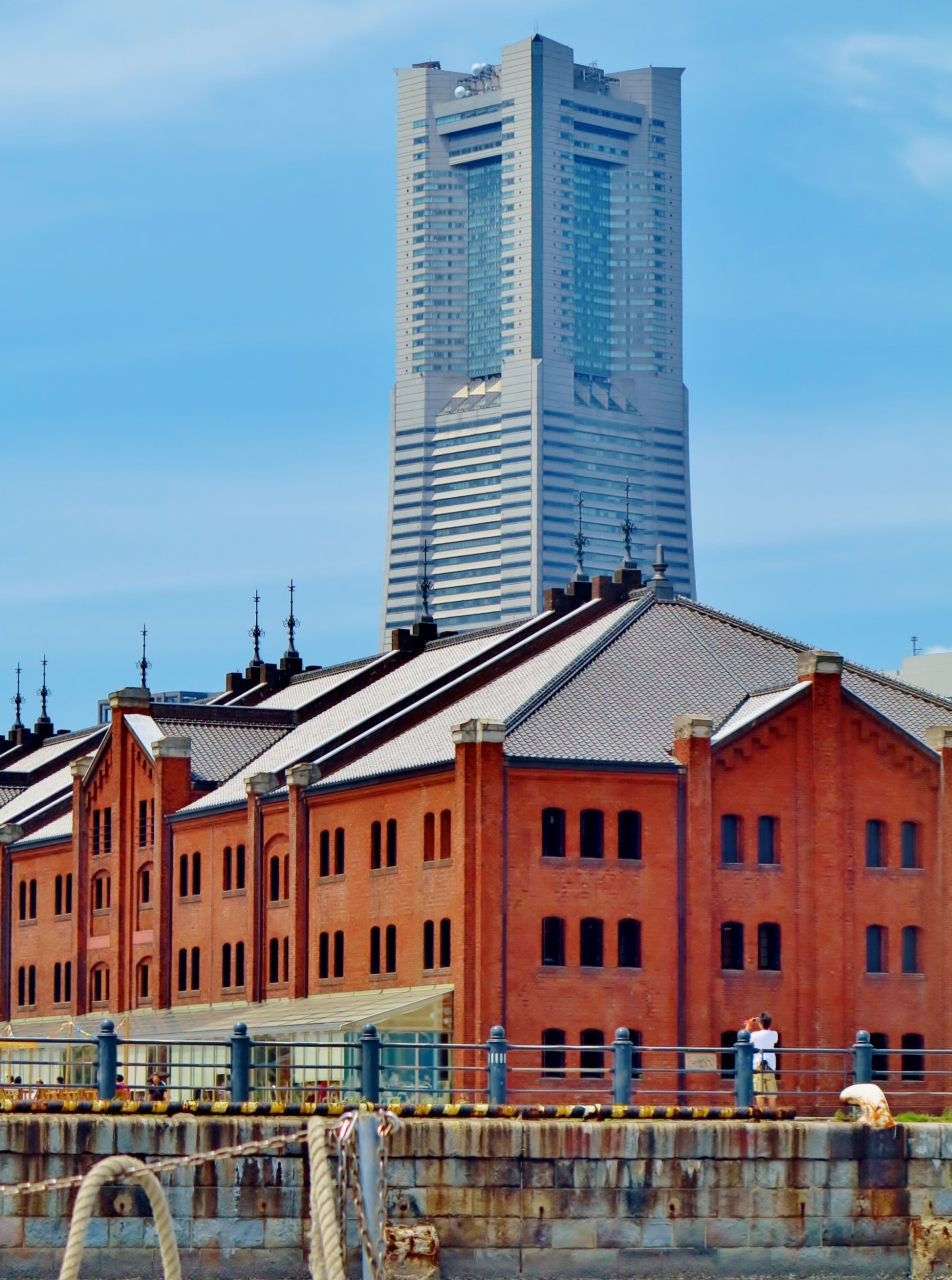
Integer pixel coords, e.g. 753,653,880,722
0,1116,948,1278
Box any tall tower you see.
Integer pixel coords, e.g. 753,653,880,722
381,34,694,643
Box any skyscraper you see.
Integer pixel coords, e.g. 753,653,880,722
381,34,694,643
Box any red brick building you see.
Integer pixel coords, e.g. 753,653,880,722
3,564,951,1079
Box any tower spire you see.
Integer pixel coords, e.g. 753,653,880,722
137,626,151,689
284,580,300,658
249,591,264,665
418,540,434,623
572,493,589,581
11,664,23,731
620,475,637,568
34,655,52,735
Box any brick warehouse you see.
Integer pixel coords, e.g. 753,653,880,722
2,558,952,1085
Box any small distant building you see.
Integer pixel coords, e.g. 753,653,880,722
97,692,213,726
883,653,952,701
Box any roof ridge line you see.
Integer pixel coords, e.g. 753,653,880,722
842,660,952,711
669,596,811,652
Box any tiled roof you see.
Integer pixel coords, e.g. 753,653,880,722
152,717,290,786
0,727,103,778
711,684,809,745
257,658,379,711
0,764,74,826
11,811,72,848
181,628,521,812
0,785,25,807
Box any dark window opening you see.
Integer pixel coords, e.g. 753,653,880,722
542,807,565,858
541,1028,566,1077
370,926,381,975
54,962,62,1004
178,853,189,898
55,875,63,916
423,812,435,862
580,809,604,859
758,922,781,971
235,941,245,987
191,851,201,896
871,1032,889,1080
139,799,148,847
93,809,101,856
319,830,330,878
720,1030,736,1078
190,946,200,991
65,874,72,915
386,819,397,867
18,880,25,921
901,1033,925,1081
423,920,434,970
333,930,344,978
222,943,232,988
334,828,345,876
618,919,642,968
319,932,329,979
269,937,279,983
902,925,921,974
139,963,150,999
758,815,777,865
236,844,246,889
618,810,642,860
385,923,397,973
901,821,919,869
580,916,604,967
866,924,886,973
370,821,381,870
866,819,885,868
440,809,452,859
721,815,741,864
541,916,565,966
103,808,112,854
721,921,744,970
269,855,280,902
177,948,187,992
580,1028,605,1078
439,917,451,968
223,846,233,891
283,936,289,983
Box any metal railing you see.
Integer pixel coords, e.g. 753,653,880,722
1,1022,948,1114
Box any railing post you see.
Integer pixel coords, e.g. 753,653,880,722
853,1029,873,1085
733,1028,753,1109
612,1027,633,1105
97,1018,118,1102
230,1021,252,1104
361,1023,380,1104
487,1025,508,1106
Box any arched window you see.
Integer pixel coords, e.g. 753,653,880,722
423,812,435,862
27,965,35,1005
92,872,110,912
542,808,565,858
440,809,452,859
18,881,26,921
901,822,920,869
580,1029,605,1078
283,936,289,983
28,879,36,919
386,819,397,867
758,923,781,971
541,1029,566,1077
758,816,778,865
137,864,153,929
423,920,434,970
16,966,25,1007
177,948,187,992
54,962,62,1004
721,815,742,864
223,846,233,891
618,919,642,968
901,1033,925,1081
137,960,151,1001
55,875,63,916
178,852,189,897
319,830,330,877
334,828,345,875
866,924,886,974
618,811,642,860
370,927,381,975
333,930,344,978
866,819,886,868
222,943,232,988
235,942,245,988
283,855,289,900
91,965,109,1005
270,856,280,902
902,925,921,974
721,921,744,970
269,937,280,983
318,932,329,979
190,946,200,991
385,923,397,973
191,851,201,896
236,844,246,889
65,874,72,915
580,810,604,859
371,821,381,869
65,960,72,1002
541,917,565,966
439,918,451,968
580,917,604,967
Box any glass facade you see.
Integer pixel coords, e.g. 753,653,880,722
467,160,502,378
573,159,612,376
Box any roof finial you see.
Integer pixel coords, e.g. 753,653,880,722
11,664,23,729
36,656,52,726
249,591,264,665
652,544,668,580
284,580,300,658
418,540,434,623
137,626,151,689
572,493,589,581
620,475,637,567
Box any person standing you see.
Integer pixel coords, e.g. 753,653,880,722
751,1012,779,1107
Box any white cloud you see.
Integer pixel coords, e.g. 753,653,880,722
823,33,952,86
899,132,952,188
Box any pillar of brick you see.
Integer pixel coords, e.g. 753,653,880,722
0,823,24,1021
152,737,191,1010
798,650,845,1049
245,773,278,1003
69,755,94,1015
287,762,320,999
672,714,714,1048
925,726,952,1047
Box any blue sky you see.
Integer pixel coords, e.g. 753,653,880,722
2,0,951,731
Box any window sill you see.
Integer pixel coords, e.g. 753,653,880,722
318,873,346,883
268,899,290,907
18,919,37,927
221,986,246,995
91,909,110,918
720,968,745,976
179,895,202,905
53,914,73,923
318,977,345,986
423,858,453,869
422,966,452,976
137,845,154,854
52,1000,70,1009
368,972,400,984
267,981,289,991
222,888,246,898
17,1005,37,1012
371,866,398,876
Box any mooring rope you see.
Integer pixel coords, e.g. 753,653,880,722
308,1116,347,1280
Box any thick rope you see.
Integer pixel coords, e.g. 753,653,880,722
57,1155,181,1280
307,1117,346,1280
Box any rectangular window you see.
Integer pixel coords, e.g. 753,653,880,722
580,917,604,967
385,923,397,973
222,943,232,988
236,845,246,889
235,941,245,988
720,1030,736,1079
103,808,112,854
721,921,744,969
618,810,641,860
757,922,781,971
617,919,641,968
139,800,148,847
29,879,36,919
866,924,886,973
54,962,62,1004
866,819,885,868
440,809,452,859
319,830,330,877
757,816,777,865
93,809,101,856
370,926,381,975
541,1028,566,1077
423,812,435,862
901,1033,925,1081
319,932,329,980
333,930,344,978
439,917,451,968
871,1032,889,1081
902,925,921,974
177,948,187,992
423,920,434,970
580,809,604,859
580,1028,605,1079
541,916,565,966
190,946,200,991
901,821,919,869
370,822,381,869
65,874,73,915
55,875,63,916
334,829,345,876
65,960,72,1002
386,819,397,867
223,846,233,891
721,815,741,864
542,808,565,857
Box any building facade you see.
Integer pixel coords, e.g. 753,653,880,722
382,34,694,645
3,567,952,1092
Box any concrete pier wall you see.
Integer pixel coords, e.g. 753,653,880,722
0,1116,948,1278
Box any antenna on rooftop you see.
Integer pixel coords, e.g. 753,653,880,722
36,655,52,726
418,540,434,623
11,664,23,729
620,476,637,568
911,635,920,657
284,580,300,659
137,627,151,689
249,591,264,665
572,493,589,581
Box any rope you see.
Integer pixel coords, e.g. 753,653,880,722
57,1155,182,1280
308,1117,346,1280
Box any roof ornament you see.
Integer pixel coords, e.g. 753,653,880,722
36,655,52,727
11,664,23,729
249,591,264,665
418,540,434,623
137,626,151,689
572,493,589,581
620,475,637,568
284,580,300,659
652,545,668,580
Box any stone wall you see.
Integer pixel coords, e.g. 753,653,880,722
1,1115,950,1278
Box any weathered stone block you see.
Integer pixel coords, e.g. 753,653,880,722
908,1126,942,1159
23,1217,70,1247
108,1216,145,1247
549,1218,598,1249
523,1161,554,1188
595,1218,643,1249
431,1214,488,1249
672,1217,706,1248
800,1124,831,1161
706,1217,749,1248
192,1217,224,1247
748,1218,786,1248
822,1217,855,1246
523,1246,620,1276
485,1215,520,1249
264,1217,303,1248
934,1188,952,1217
641,1220,674,1248
827,1159,860,1188
223,1216,266,1249
853,1216,909,1247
